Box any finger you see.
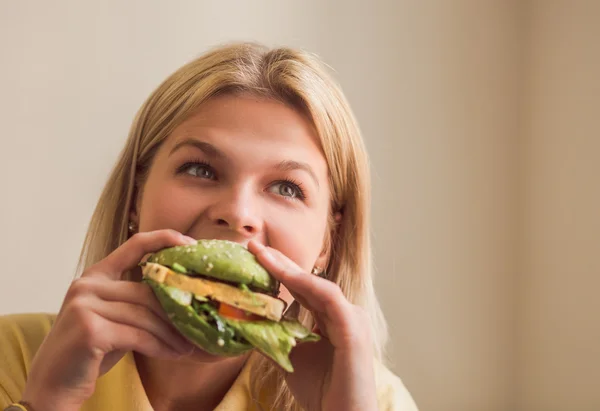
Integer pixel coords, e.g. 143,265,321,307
249,240,351,323
90,298,194,355
92,280,171,323
247,241,308,305
86,229,197,280
105,321,190,360
65,273,170,324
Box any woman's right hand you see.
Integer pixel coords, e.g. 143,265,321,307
21,229,198,411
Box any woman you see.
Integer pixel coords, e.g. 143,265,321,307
0,43,418,411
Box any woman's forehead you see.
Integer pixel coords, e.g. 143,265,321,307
162,95,327,167
173,94,318,144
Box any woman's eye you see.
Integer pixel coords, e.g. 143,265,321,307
269,181,305,200
182,163,216,179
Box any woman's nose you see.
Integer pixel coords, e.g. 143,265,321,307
207,186,262,237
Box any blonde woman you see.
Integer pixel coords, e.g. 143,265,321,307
0,43,418,411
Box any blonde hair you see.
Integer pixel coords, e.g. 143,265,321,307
77,42,388,410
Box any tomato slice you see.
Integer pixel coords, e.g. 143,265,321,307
218,302,264,321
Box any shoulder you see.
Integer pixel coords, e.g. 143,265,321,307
0,312,56,357
0,313,57,406
374,358,419,411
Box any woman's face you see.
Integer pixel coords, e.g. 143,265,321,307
133,94,332,307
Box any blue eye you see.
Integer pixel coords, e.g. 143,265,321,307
178,161,216,179
269,179,306,200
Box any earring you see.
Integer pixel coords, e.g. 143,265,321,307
312,266,327,279
128,221,137,234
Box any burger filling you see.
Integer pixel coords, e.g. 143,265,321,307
142,262,319,371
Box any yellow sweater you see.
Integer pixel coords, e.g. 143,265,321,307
0,313,418,410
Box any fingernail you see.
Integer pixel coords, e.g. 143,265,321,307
166,349,183,359
180,344,195,356
176,338,195,354
252,241,264,251
260,248,276,265
181,235,197,245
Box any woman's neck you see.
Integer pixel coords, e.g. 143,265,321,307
134,351,250,411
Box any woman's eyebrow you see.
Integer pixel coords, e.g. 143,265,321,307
274,160,320,190
169,138,225,159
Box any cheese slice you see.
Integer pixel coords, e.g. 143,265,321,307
143,262,285,321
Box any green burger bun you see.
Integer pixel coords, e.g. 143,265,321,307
141,239,320,372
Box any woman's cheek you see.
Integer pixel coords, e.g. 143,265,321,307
141,183,202,232
267,210,327,272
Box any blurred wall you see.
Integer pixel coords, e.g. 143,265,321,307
369,2,520,411
4,1,596,411
517,1,600,410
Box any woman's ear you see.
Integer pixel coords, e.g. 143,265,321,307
129,184,143,228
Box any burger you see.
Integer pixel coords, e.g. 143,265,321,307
141,239,319,372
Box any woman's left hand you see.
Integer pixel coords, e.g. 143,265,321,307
248,240,378,411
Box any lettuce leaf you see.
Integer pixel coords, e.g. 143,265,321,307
224,318,320,372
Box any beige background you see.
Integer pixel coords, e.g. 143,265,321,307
0,1,598,410
517,1,600,411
